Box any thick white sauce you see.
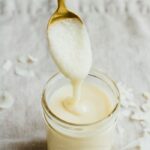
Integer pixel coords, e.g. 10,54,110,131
48,18,112,122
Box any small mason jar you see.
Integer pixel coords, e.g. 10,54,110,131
42,69,120,150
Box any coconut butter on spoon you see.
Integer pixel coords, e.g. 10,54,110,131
47,0,92,114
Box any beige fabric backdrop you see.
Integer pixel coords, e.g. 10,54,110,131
0,0,150,149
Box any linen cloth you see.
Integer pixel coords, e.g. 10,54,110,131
0,0,150,149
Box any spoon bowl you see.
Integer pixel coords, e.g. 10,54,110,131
48,0,82,26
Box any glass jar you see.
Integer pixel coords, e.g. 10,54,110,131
42,69,120,150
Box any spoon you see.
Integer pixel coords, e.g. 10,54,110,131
47,0,82,26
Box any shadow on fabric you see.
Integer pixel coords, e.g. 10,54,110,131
1,139,47,150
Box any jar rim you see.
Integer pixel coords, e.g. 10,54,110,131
42,69,120,127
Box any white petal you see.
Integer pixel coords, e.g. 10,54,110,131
143,128,150,135
15,67,35,77
143,92,150,100
117,82,134,102
140,121,148,128
2,60,12,71
141,102,150,112
130,111,145,121
121,139,140,150
121,135,150,150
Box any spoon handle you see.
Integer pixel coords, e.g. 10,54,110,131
57,0,67,13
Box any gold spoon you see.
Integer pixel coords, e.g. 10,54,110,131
47,0,82,26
